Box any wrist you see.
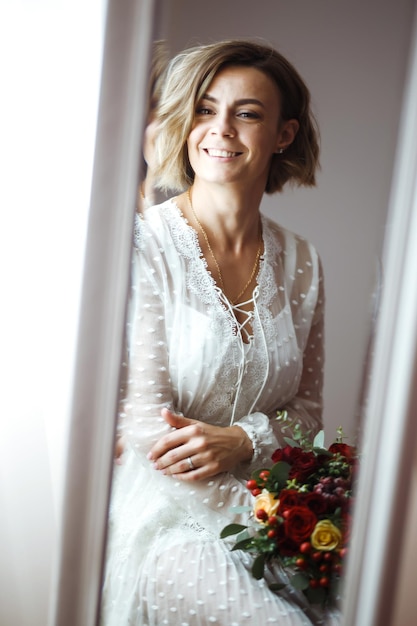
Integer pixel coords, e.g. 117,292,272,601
230,425,255,463
233,422,265,464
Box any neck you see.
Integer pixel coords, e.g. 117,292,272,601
186,183,263,251
186,187,263,305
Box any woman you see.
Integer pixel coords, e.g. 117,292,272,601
102,40,340,625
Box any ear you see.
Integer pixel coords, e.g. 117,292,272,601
274,119,299,153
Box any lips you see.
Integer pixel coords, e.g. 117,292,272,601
204,148,241,157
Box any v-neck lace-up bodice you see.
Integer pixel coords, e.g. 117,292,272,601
218,292,257,344
100,199,339,626
126,199,324,442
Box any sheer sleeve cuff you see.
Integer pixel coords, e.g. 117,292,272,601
234,412,275,465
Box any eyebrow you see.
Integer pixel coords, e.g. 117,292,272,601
201,93,266,108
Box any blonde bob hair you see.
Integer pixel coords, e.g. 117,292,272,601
153,39,320,193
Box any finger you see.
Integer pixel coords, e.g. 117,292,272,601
161,407,195,429
147,423,191,461
172,459,220,482
151,438,196,471
148,409,198,463
163,455,199,476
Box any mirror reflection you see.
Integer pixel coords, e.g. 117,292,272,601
100,1,414,624
102,37,341,626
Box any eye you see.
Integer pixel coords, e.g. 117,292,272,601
195,105,214,116
237,110,261,120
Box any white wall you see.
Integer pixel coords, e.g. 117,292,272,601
0,1,105,624
156,0,415,442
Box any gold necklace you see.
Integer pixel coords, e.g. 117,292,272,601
187,189,262,304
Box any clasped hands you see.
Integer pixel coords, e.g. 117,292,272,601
147,407,253,481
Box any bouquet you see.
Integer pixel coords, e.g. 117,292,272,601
221,425,357,605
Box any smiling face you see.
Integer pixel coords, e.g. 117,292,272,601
186,65,298,192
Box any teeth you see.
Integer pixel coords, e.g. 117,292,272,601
206,149,238,157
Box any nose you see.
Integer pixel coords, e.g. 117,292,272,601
210,111,235,137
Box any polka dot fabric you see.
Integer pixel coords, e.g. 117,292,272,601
100,200,339,625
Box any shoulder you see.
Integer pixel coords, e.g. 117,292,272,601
134,198,181,250
133,197,200,284
262,215,323,319
262,214,319,264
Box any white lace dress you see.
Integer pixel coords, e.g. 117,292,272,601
100,199,340,626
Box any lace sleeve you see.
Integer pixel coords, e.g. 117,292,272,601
280,282,324,436
118,238,254,530
281,251,325,436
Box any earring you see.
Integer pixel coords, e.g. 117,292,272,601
276,148,284,154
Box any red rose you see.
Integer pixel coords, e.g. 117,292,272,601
277,489,302,515
271,445,297,464
289,451,320,482
275,523,299,556
303,492,329,515
328,443,356,462
284,506,318,543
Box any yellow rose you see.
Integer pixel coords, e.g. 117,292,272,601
253,490,280,522
311,520,342,551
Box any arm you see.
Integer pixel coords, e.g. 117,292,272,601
118,238,255,527
281,251,325,436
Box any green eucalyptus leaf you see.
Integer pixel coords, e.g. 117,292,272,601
220,524,248,539
313,447,333,457
268,582,286,592
235,529,251,542
231,538,254,552
229,505,253,514
283,437,301,448
251,554,266,580
313,430,325,449
290,572,310,590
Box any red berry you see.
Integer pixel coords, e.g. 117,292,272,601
251,488,262,496
259,470,270,480
309,579,320,589
256,508,268,521
323,552,333,562
319,564,329,573
312,551,323,562
333,563,342,575
299,542,312,554
319,577,330,588
268,516,279,527
246,479,258,490
267,529,278,539
339,547,348,559
295,558,307,570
